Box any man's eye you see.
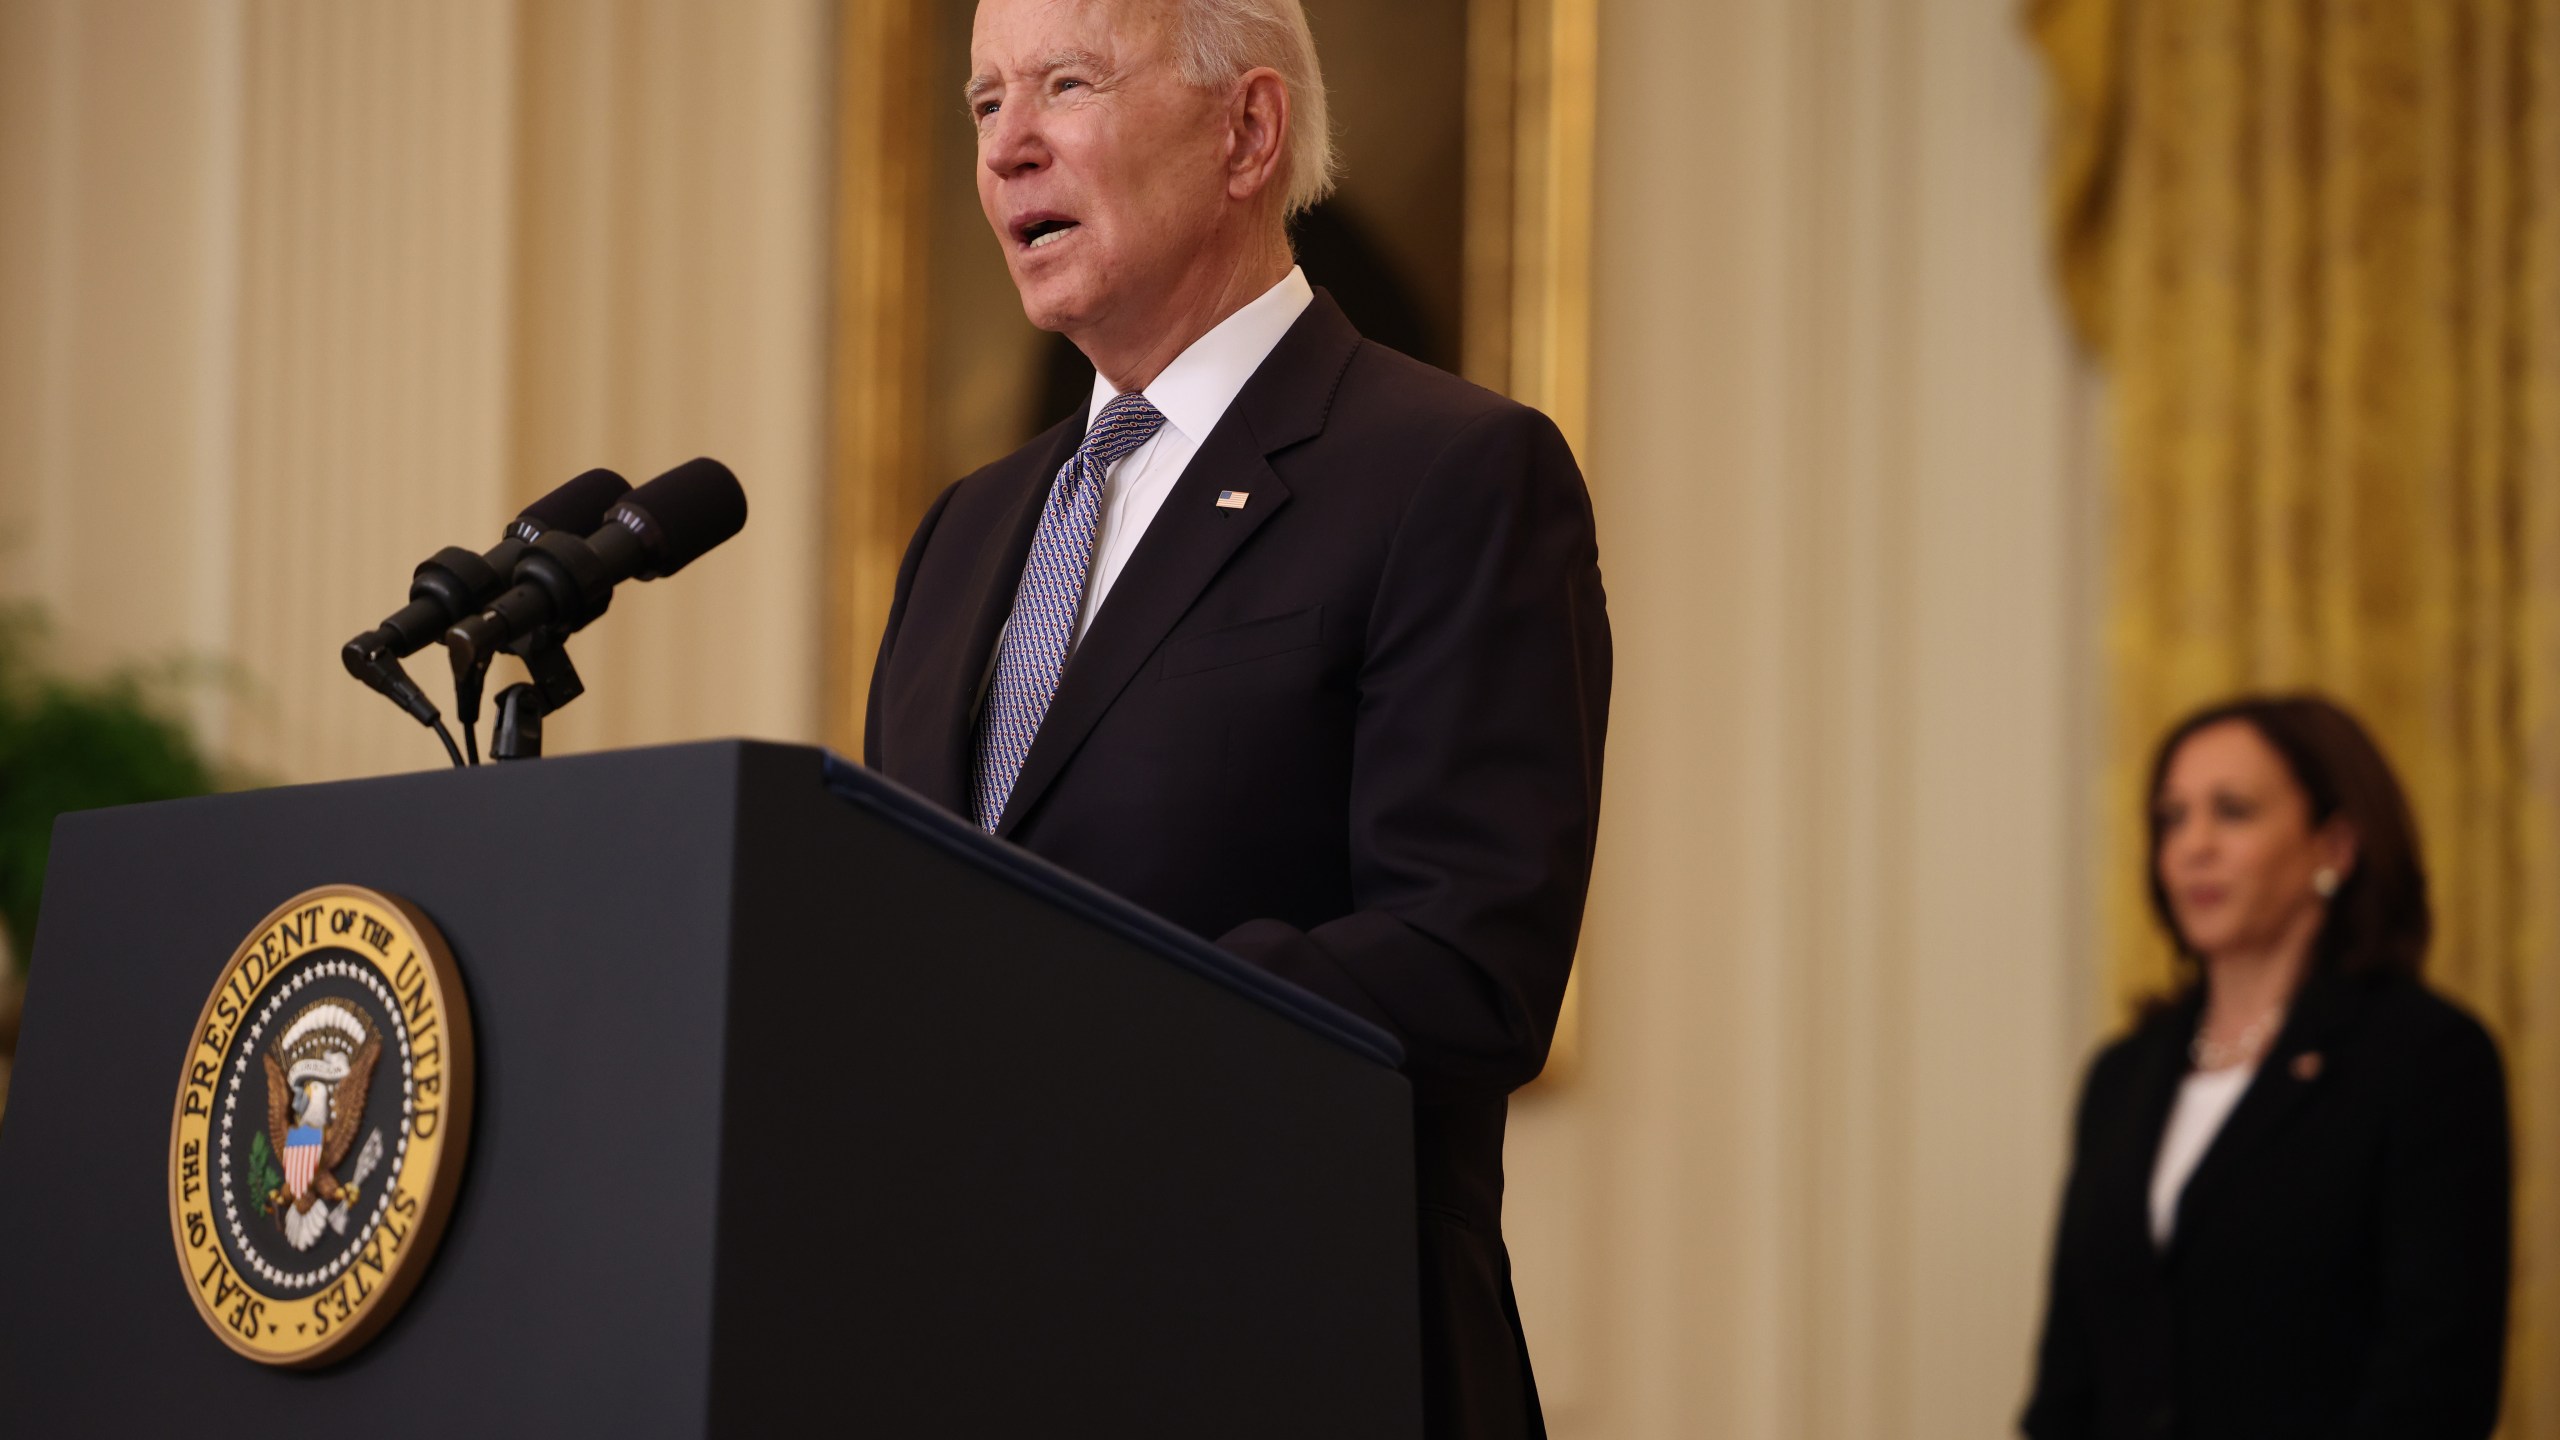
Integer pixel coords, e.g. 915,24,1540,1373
975,101,1000,118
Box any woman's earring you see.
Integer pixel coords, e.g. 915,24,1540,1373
2312,867,2342,899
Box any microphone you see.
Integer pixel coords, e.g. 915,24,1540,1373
442,456,748,671
340,468,631,725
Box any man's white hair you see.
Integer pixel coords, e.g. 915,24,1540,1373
1169,0,1339,219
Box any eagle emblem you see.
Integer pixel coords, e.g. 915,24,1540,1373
259,1000,385,1252
172,884,476,1365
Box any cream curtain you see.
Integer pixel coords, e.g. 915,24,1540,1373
2032,0,2560,1432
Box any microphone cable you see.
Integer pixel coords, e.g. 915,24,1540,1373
431,715,466,769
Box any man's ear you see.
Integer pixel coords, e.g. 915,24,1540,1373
1226,67,1290,203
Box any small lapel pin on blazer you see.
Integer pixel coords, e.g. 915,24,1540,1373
1215,490,1250,511
2292,1051,2324,1082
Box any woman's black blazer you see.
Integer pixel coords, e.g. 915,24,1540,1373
2022,970,2510,1440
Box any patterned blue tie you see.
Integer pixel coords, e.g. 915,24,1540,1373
972,391,1167,831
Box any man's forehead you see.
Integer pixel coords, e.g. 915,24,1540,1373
967,0,1174,83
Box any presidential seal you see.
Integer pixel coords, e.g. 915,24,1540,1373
167,885,475,1366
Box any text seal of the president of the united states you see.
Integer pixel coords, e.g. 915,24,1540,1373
167,884,476,1366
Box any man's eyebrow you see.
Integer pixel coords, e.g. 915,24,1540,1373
961,49,1110,105
1038,48,1108,74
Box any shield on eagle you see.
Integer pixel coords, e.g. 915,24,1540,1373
260,999,381,1245
282,1121,323,1199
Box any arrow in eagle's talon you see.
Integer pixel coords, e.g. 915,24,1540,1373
351,1128,385,1187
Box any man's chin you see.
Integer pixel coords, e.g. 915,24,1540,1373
1007,256,1107,331
1014,286,1092,337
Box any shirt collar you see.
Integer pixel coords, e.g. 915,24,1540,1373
1087,266,1316,446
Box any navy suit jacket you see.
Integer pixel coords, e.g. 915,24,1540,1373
865,291,1611,1439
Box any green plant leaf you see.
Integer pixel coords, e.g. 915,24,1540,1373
0,604,223,967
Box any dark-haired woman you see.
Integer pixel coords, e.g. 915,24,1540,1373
2023,695,2511,1440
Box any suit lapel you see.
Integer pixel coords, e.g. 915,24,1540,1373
2164,972,2362,1260
992,291,1363,837
2104,996,2197,1267
911,416,1081,814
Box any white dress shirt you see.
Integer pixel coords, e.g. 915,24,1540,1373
1069,266,1314,644
2148,1063,2256,1246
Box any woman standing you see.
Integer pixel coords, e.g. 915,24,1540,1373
2023,696,2511,1439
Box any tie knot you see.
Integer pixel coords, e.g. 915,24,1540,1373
1082,392,1167,470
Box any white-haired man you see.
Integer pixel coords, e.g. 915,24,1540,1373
865,3,1609,1434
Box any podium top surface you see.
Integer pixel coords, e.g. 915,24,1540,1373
49,739,1403,1069
813,746,1403,1068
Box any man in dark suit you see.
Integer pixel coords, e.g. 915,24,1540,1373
865,3,1608,1434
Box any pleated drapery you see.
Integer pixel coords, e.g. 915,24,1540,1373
2031,1,2560,1431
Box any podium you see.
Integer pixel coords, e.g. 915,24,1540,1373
0,741,1421,1435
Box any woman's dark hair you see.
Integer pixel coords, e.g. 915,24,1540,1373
2145,693,2432,978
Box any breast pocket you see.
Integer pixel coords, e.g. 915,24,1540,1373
1160,604,1324,679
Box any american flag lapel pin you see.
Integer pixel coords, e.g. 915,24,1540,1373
1215,490,1250,511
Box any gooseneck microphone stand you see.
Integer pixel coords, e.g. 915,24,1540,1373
338,468,633,769
343,458,745,769
444,621,585,763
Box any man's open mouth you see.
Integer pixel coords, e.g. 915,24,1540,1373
1019,217,1079,250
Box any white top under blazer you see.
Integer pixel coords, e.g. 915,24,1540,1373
2148,1063,2256,1247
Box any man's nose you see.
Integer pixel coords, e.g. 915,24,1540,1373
982,103,1045,179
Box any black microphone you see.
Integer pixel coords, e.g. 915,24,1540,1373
442,457,749,669
341,468,631,724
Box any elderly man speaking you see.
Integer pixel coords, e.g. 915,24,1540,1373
863,2,1610,1434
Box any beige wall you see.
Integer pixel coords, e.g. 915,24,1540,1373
1511,0,2099,1434
0,0,2098,1433
0,0,829,780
